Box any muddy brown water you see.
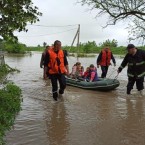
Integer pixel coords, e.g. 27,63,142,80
4,52,145,145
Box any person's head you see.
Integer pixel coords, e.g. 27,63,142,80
126,44,137,55
76,62,81,69
104,46,110,52
86,67,90,72
53,40,61,51
76,62,81,66
81,66,84,72
89,64,95,70
45,45,49,50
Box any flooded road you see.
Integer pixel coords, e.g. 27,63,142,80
4,52,145,145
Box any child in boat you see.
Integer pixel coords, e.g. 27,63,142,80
89,64,98,82
70,62,83,79
83,67,90,81
80,66,84,76
83,65,98,82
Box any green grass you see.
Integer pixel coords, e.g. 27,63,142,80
26,46,44,51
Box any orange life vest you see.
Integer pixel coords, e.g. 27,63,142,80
99,49,111,66
48,48,66,74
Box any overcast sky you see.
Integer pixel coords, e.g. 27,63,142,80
15,0,136,47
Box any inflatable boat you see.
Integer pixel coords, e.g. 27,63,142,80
66,77,120,91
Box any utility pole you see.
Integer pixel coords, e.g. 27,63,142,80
77,24,80,61
71,24,80,61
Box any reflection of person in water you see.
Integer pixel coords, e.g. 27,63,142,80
126,99,144,121
121,99,145,142
46,103,70,145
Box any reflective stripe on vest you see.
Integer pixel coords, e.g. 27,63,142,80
127,73,134,77
128,61,145,66
136,61,145,65
128,72,145,78
137,71,145,78
120,65,124,69
48,48,66,74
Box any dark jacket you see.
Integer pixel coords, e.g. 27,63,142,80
40,52,46,68
118,49,145,78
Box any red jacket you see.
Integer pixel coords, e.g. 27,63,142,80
99,49,111,66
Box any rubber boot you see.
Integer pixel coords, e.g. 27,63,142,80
59,89,64,95
127,88,131,95
53,92,58,101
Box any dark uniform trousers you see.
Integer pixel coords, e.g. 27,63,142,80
50,74,66,96
101,66,109,78
127,77,144,94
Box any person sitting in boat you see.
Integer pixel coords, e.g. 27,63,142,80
80,66,84,76
88,64,99,82
83,67,90,81
70,62,83,79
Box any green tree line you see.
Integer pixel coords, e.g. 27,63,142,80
1,39,145,55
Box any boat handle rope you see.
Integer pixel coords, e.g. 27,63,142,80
107,68,118,78
113,73,119,82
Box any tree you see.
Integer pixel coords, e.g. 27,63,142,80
0,0,42,41
0,38,4,50
81,0,145,43
43,42,47,48
37,44,41,47
100,39,118,47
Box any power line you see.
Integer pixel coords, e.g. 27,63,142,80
17,27,78,37
27,24,78,28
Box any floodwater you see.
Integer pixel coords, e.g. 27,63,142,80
4,52,145,145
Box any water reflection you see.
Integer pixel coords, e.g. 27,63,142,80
45,102,70,145
96,94,116,121
120,98,145,145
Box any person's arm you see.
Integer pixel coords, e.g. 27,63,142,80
40,53,44,68
97,52,102,68
90,72,95,82
64,54,69,75
111,53,116,65
97,52,102,65
142,50,145,60
43,52,50,79
118,54,128,73
44,52,49,67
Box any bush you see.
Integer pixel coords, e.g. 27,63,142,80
4,42,26,54
99,39,118,47
0,83,22,144
0,64,20,80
